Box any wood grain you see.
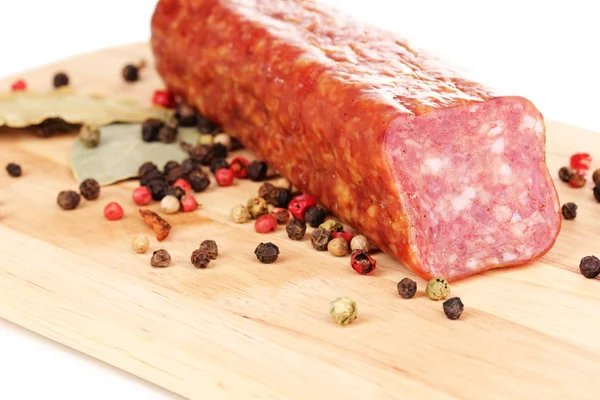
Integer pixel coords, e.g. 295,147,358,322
1,42,599,400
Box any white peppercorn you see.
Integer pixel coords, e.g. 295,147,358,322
213,133,231,150
230,204,251,223
160,195,180,214
350,235,370,252
132,235,150,254
327,237,348,257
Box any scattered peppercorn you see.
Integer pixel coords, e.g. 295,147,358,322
247,197,269,219
11,79,27,91
57,190,81,210
329,297,357,326
132,235,150,254
199,240,218,260
78,124,100,148
104,202,124,221
229,156,250,178
79,178,100,200
160,195,181,214
305,206,327,228
286,219,306,240
579,255,600,278
568,173,586,188
138,162,158,178
188,170,211,193
443,297,464,320
246,160,268,182
215,168,235,187
163,160,180,175
141,118,164,142
190,249,211,268
255,215,278,233
426,277,450,300
350,250,376,275
140,209,171,241
593,169,600,185
180,195,198,212
122,64,140,82
288,194,317,221
328,237,349,257
350,235,370,252
593,182,600,203
273,188,293,208
228,205,249,224
151,249,171,268
173,178,191,194
259,183,278,204
52,72,69,88
132,186,152,206
561,202,577,220
165,186,185,200
558,166,573,183
332,230,354,244
148,180,168,201
319,219,343,233
213,143,228,159
158,124,178,144
271,208,290,225
165,166,188,186
175,103,198,126
198,134,214,146
180,158,198,174
140,169,165,187
5,162,21,177
397,278,417,299
210,158,230,174
196,115,218,134
311,228,332,251
254,242,280,264
152,89,176,109
213,133,231,150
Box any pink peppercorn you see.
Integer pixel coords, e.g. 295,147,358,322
350,250,376,275
287,194,317,221
104,202,124,221
11,79,27,91
229,156,250,179
215,168,235,187
255,215,278,233
173,178,191,194
333,230,354,244
181,195,198,212
132,186,152,206
152,89,176,108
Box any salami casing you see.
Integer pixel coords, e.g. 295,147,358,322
151,0,561,280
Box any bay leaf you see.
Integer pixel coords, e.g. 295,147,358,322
70,124,199,186
0,89,172,128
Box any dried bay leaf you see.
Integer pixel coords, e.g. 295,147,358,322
0,89,172,128
70,124,199,186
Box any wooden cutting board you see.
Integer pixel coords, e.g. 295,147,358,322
1,42,599,400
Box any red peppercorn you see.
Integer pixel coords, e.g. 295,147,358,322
152,89,176,109
287,194,317,221
181,195,198,212
255,215,278,233
570,153,592,174
568,173,586,188
132,186,152,206
229,156,250,178
11,79,27,91
350,250,376,275
215,168,235,187
173,178,191,194
333,230,354,244
104,202,124,221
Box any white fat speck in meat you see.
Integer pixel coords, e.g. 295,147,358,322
484,236,494,244
510,211,522,223
421,158,445,174
519,114,537,131
491,137,505,153
451,187,476,211
478,123,490,135
466,258,479,270
493,205,512,222
499,163,512,176
479,190,492,205
448,254,458,264
404,139,420,147
488,122,505,137
502,252,517,262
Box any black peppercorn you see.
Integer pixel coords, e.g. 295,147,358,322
443,297,464,320
258,183,277,204
311,228,332,251
165,166,188,185
579,255,600,278
230,137,244,151
397,278,417,299
188,170,211,192
57,190,81,210
197,115,218,134
286,219,306,240
593,169,600,185
138,161,158,178
148,180,168,201
212,143,228,159
561,202,577,220
151,249,171,267
246,161,268,182
122,64,140,82
166,186,186,200
254,242,280,264
273,188,293,208
593,182,600,203
52,72,69,88
199,240,218,260
210,158,230,174
158,125,178,143
558,166,573,183
6,162,22,177
181,158,198,174
163,160,180,175
79,178,100,200
304,206,327,228
175,103,198,126
191,249,211,268
186,144,214,166
141,118,164,142
140,169,165,187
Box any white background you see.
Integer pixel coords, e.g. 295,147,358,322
0,0,598,399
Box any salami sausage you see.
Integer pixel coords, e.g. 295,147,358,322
151,0,561,280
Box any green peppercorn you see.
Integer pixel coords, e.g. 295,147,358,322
426,276,450,300
78,124,100,148
319,219,343,233
329,297,357,325
247,197,269,219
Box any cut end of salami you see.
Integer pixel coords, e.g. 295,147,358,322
384,96,560,280
151,0,562,281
